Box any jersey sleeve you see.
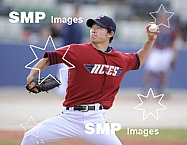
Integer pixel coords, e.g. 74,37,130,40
43,44,77,67
123,53,140,71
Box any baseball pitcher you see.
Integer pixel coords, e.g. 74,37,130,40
22,15,159,145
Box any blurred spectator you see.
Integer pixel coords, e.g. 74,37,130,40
51,23,62,38
180,22,187,46
143,12,179,95
39,26,51,41
125,0,170,20
0,5,11,16
56,4,83,96
60,5,83,45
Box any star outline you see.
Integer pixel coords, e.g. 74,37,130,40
25,36,75,85
20,116,41,138
134,88,167,120
149,4,174,28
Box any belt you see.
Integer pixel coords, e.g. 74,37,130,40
66,104,103,112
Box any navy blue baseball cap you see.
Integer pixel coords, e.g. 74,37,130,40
86,15,116,33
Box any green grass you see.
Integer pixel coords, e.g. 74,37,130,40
0,141,20,145
0,129,187,145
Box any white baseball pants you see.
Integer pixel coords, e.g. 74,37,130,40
21,105,123,145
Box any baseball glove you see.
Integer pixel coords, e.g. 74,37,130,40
26,77,61,93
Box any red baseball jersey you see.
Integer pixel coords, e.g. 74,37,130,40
44,42,140,109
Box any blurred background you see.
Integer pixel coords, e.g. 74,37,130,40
0,0,187,144
0,0,186,88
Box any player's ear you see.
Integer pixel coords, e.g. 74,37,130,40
108,31,114,38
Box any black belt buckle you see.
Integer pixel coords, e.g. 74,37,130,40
80,105,89,112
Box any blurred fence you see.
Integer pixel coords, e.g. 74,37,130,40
0,41,186,89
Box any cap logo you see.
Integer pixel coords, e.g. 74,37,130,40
96,15,104,19
110,26,113,30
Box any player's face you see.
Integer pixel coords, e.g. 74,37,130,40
90,23,110,44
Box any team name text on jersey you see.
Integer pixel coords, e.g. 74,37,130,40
84,64,123,76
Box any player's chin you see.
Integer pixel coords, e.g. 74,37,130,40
90,37,96,43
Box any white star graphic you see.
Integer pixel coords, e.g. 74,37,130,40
149,4,174,28
134,88,167,120
20,116,41,138
25,36,75,84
